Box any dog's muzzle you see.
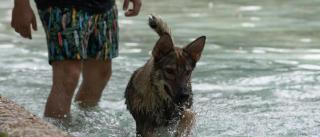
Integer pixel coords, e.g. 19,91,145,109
177,88,190,103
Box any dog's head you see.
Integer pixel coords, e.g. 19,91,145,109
152,34,206,104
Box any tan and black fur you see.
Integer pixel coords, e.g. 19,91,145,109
125,15,206,137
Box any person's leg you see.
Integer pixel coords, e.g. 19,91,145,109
75,59,112,107
44,60,81,118
74,5,117,107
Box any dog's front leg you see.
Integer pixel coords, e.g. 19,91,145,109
136,121,155,137
175,110,195,137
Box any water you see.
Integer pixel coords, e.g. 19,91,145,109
1,0,320,136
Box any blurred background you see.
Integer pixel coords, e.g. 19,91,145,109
1,0,320,136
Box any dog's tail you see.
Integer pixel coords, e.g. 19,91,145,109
148,15,171,36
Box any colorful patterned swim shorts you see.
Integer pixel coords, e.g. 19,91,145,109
38,6,119,64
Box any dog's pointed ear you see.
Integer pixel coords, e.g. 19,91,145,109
183,36,206,62
152,33,174,61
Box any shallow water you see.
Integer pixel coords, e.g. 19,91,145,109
1,0,320,136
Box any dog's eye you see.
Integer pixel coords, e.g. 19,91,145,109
165,68,175,75
186,70,192,76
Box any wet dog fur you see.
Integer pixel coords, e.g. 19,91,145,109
125,15,206,137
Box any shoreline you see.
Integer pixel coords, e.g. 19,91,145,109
0,96,71,137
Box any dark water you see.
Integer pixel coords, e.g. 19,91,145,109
1,0,320,136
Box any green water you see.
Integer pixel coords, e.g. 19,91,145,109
1,0,320,136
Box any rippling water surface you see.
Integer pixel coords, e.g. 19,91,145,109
1,0,320,136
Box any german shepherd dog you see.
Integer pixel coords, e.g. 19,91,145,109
125,15,206,137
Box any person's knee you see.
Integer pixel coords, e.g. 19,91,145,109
63,63,81,89
52,61,81,96
64,66,81,83
96,60,112,81
100,66,112,80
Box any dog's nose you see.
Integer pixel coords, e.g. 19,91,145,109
178,91,190,102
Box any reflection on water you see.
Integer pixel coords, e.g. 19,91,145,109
1,0,320,136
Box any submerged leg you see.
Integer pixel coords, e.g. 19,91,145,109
44,60,81,118
175,110,195,137
75,59,112,107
